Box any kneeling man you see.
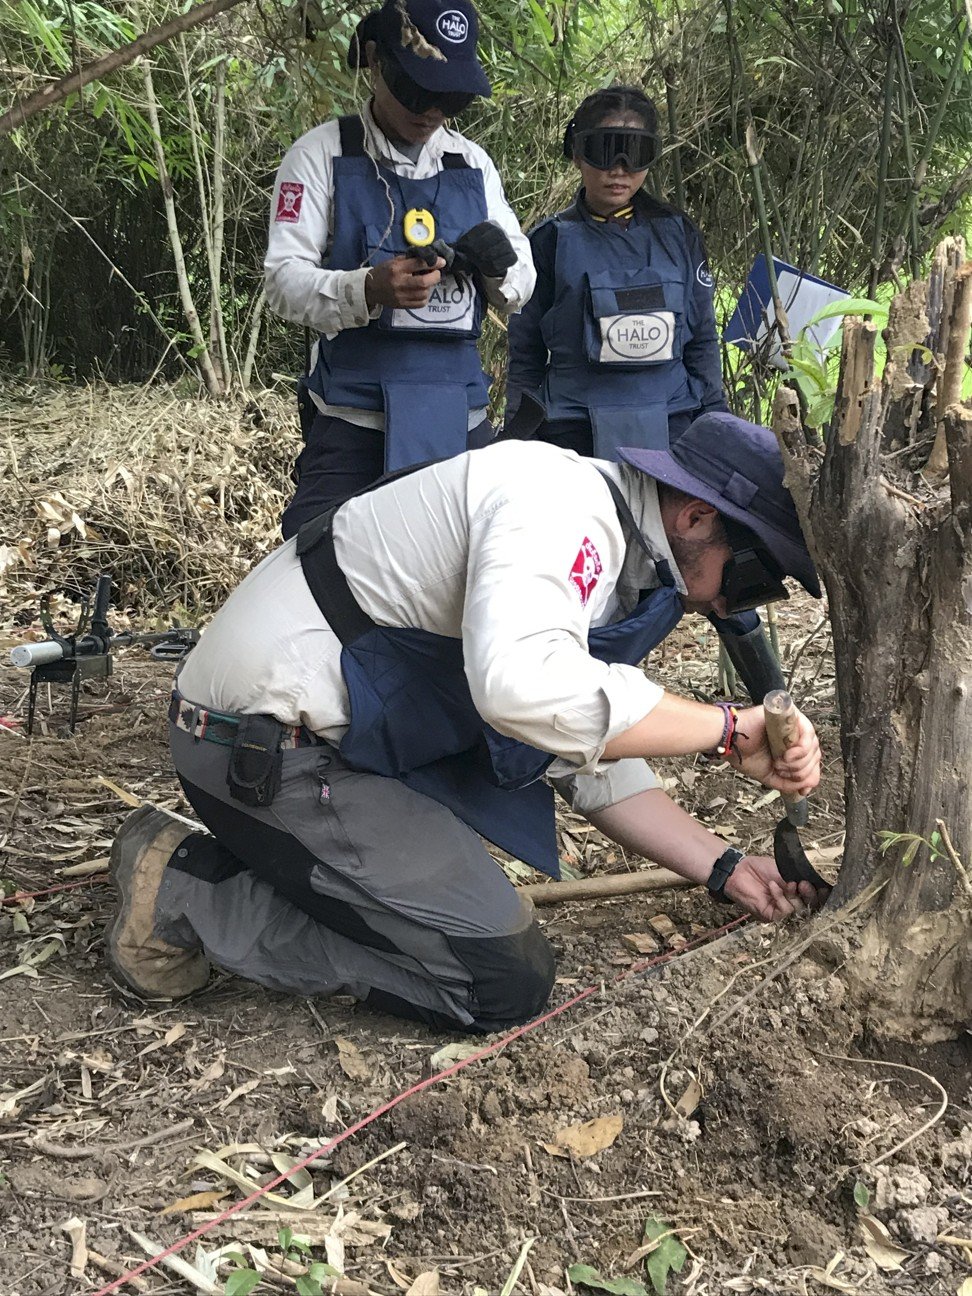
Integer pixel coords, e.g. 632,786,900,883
106,413,823,1031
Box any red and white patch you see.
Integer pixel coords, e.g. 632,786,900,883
275,181,304,223
568,537,603,607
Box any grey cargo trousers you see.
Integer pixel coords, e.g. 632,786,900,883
159,724,556,1031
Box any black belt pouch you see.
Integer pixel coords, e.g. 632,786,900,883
227,714,284,808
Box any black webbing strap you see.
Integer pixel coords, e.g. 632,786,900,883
597,470,657,565
295,454,449,646
338,114,366,157
338,115,468,173
296,511,376,647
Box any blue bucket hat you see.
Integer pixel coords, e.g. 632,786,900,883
617,412,821,598
350,0,491,97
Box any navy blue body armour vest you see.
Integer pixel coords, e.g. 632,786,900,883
296,476,683,878
539,206,707,459
306,116,491,471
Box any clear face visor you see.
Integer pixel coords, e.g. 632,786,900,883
573,127,660,172
720,520,789,614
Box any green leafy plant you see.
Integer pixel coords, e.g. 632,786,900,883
787,297,890,430
222,1229,340,1296
876,828,944,868
642,1217,688,1296
566,1266,650,1296
567,1216,688,1296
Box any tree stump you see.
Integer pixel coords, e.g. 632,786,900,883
773,240,972,1041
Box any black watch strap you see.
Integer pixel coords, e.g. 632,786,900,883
707,847,745,903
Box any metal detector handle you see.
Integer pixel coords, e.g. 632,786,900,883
763,689,809,828
10,641,67,668
90,574,113,640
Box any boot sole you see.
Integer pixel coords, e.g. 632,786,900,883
105,805,206,1000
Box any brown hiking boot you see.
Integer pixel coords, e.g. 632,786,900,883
105,805,210,1000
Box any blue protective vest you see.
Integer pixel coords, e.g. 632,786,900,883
296,475,683,878
306,116,491,471
538,201,709,459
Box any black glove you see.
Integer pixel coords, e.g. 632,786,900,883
451,221,517,279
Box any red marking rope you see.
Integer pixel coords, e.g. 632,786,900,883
88,913,751,1295
1,876,104,906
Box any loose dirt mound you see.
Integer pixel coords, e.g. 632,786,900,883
0,387,967,1296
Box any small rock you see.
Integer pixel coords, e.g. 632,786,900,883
897,1205,948,1244
677,1119,701,1143
941,1124,972,1172
875,1166,932,1209
639,1027,658,1044
924,1252,943,1274
58,1177,108,1202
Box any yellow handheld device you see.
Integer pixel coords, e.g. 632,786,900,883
403,207,436,250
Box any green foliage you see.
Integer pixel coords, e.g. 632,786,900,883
877,829,945,868
786,297,890,429
642,1217,688,1295
224,1269,262,1296
854,1180,871,1209
567,1266,650,1295
221,1229,339,1296
568,1216,687,1296
1,0,970,386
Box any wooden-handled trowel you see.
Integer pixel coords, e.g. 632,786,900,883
763,690,832,898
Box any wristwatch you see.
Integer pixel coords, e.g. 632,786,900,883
706,847,745,903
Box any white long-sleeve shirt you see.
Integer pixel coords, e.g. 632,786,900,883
264,102,535,430
178,443,688,814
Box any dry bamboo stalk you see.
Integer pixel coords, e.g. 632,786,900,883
519,869,689,905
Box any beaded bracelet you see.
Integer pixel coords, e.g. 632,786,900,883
704,702,740,761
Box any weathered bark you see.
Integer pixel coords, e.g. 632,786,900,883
773,245,972,1041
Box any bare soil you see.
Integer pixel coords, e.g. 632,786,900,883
0,388,968,1296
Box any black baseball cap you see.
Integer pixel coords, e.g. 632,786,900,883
349,0,491,97
618,412,821,598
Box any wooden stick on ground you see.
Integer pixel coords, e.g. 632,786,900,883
518,869,690,905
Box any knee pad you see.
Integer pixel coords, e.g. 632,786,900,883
450,920,556,1031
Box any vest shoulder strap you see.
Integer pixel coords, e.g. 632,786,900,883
597,470,673,586
338,114,366,157
296,512,377,646
440,151,470,170
295,456,446,643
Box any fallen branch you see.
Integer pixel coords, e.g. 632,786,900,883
519,869,690,905
0,0,249,136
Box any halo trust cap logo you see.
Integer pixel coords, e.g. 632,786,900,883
436,9,469,43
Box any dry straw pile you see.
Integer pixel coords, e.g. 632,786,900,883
0,383,300,624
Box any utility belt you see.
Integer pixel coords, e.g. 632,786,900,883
169,690,320,809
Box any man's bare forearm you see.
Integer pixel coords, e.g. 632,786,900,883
602,693,726,760
587,787,728,885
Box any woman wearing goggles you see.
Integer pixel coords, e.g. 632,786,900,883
505,84,787,706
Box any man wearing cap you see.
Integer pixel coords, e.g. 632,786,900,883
105,414,825,1030
266,0,535,537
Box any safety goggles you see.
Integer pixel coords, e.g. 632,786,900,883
573,127,660,172
720,520,789,614
379,54,476,117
